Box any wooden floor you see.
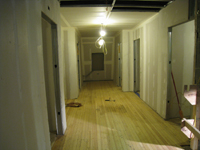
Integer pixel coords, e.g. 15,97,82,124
52,81,190,150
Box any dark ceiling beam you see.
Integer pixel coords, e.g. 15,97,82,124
112,7,161,12
114,1,168,8
116,0,170,1
60,1,112,7
60,1,170,8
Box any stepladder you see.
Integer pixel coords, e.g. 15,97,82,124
181,85,200,150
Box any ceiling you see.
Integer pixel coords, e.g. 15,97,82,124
60,0,172,37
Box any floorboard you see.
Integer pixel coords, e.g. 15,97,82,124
52,81,190,150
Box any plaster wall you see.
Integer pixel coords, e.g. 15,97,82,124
121,0,189,118
62,29,69,100
62,27,79,99
0,0,66,149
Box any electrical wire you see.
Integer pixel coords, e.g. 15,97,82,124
82,70,93,77
102,42,108,55
95,37,102,49
95,37,108,55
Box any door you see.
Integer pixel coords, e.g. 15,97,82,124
134,39,140,93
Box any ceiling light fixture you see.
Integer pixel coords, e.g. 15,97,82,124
100,30,106,36
98,39,105,46
94,0,116,55
95,24,107,55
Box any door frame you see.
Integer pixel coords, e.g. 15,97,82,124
118,43,122,87
133,39,140,93
42,13,63,135
166,20,195,119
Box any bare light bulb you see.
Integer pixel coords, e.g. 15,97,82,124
98,39,104,46
100,30,106,36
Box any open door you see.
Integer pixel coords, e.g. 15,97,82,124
134,39,140,93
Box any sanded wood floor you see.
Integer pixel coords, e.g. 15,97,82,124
52,81,189,150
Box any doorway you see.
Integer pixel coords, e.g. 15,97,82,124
41,13,63,144
134,39,140,94
167,20,195,119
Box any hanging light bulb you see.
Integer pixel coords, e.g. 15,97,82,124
94,23,108,55
98,39,104,46
100,30,106,36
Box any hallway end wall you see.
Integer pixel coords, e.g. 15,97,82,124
81,37,115,81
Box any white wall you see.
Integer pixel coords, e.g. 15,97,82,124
62,29,69,100
121,0,189,118
62,27,79,99
122,30,133,91
0,0,66,149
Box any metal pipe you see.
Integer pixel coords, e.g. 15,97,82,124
105,0,116,23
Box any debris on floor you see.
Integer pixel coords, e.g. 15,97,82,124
105,97,115,102
66,102,82,107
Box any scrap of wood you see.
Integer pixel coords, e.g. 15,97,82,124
105,97,115,102
105,99,115,102
66,102,82,107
